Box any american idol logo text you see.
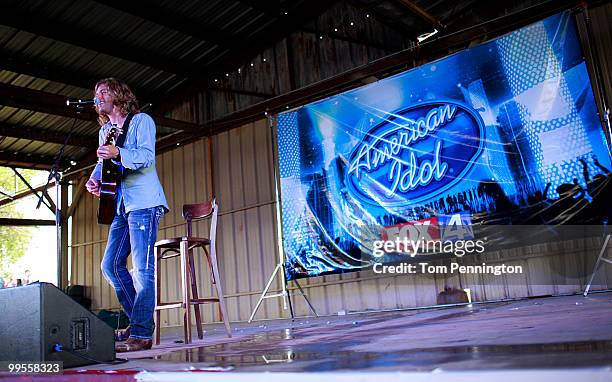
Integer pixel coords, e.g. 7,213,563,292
346,101,485,206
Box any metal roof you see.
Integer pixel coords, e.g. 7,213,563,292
0,0,329,171
1,0,598,174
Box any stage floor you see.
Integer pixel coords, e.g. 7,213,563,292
106,291,612,372
7,292,612,381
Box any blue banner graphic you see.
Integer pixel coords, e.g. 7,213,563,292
277,11,612,280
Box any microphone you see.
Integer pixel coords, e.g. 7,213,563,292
66,98,101,106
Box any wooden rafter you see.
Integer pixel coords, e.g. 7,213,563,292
394,0,444,29
11,167,56,213
0,50,97,90
93,0,242,48
0,50,155,100
236,0,282,16
0,83,199,132
439,0,479,25
0,188,12,199
348,0,416,37
206,87,275,98
0,5,192,75
0,152,68,170
0,218,55,226
0,180,57,208
0,122,95,148
299,27,402,52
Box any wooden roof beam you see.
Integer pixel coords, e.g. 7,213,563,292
11,167,56,213
348,0,417,37
0,5,193,75
0,180,57,208
0,83,200,132
394,0,444,30
299,27,402,52
93,0,242,48
206,87,275,98
440,0,479,25
0,218,55,226
236,0,283,17
0,152,69,170
0,50,97,90
0,50,156,100
0,122,95,148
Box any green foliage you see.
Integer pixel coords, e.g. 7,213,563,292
0,167,39,279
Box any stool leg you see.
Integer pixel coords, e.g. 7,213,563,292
188,248,204,340
208,246,232,337
204,249,215,284
155,246,161,345
180,240,192,344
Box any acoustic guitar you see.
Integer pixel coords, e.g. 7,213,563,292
97,124,122,224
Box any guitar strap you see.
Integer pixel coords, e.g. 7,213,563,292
97,113,135,222
115,112,134,148
114,112,135,182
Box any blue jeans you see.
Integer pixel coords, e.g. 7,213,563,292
101,203,164,339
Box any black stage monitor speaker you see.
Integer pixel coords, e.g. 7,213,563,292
0,282,115,368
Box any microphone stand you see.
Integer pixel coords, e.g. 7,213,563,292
37,104,84,288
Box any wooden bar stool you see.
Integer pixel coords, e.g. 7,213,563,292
154,198,232,344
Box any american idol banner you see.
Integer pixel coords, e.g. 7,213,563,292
277,11,612,280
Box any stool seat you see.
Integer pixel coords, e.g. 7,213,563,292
155,237,211,248
154,198,231,345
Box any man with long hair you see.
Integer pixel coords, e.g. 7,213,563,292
85,78,168,352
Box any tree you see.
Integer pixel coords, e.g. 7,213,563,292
0,167,39,280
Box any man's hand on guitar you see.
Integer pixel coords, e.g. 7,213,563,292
97,145,120,160
86,178,101,197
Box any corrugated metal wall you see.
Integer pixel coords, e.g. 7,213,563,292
69,3,612,327
70,119,287,325
70,118,612,326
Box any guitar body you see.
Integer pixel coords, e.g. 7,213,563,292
97,124,121,225
97,159,121,224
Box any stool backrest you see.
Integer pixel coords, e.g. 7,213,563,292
182,198,218,237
